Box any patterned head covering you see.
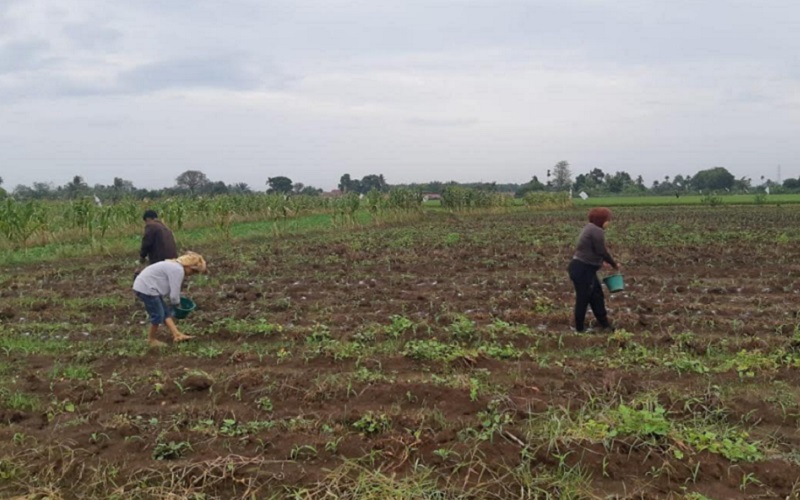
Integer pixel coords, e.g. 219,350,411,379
175,251,207,273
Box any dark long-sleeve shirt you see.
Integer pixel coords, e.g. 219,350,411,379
140,220,178,264
573,223,617,268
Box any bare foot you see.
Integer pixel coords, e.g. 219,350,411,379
173,333,193,343
148,339,167,347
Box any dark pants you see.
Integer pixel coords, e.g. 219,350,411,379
568,259,610,332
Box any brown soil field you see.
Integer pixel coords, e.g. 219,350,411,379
1,206,800,499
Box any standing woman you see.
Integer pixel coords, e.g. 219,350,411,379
568,207,620,332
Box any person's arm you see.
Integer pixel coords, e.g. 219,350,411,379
592,230,619,269
167,265,185,305
140,225,154,263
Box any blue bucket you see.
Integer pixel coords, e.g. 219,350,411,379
603,274,624,293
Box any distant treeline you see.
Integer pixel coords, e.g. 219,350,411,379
0,163,794,202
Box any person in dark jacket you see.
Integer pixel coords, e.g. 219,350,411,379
567,207,621,332
140,210,178,265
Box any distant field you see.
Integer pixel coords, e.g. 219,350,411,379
573,194,800,206
424,193,800,209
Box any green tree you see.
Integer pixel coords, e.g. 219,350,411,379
31,182,54,199
359,174,388,194
427,181,444,194
551,161,572,191
230,182,251,194
783,178,800,190
108,177,135,202
338,174,360,193
175,170,210,195
12,185,33,199
606,171,632,193
64,175,89,199
516,176,546,197
691,167,735,191
205,181,229,195
572,168,605,192
588,168,606,185
733,176,752,193
267,176,293,194
113,177,135,192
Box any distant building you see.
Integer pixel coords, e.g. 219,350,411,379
322,189,343,198
422,193,442,202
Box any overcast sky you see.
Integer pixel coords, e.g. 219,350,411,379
1,0,798,191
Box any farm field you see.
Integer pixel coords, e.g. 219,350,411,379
571,194,800,207
2,206,800,498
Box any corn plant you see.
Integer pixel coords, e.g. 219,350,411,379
96,206,116,240
442,186,507,212
523,191,573,209
387,188,423,212
0,198,46,248
364,189,383,215
332,193,360,226
67,197,97,237
211,195,236,240
158,199,188,230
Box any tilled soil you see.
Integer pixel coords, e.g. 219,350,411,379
1,207,800,498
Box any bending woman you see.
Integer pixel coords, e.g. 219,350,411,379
568,207,620,332
133,251,207,346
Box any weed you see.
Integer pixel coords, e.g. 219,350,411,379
152,439,192,460
306,323,332,343
681,427,763,462
290,444,318,460
403,339,461,362
385,315,416,338
449,314,478,341
465,399,514,442
256,396,273,412
325,437,343,454
49,363,95,381
0,390,41,412
740,472,762,491
352,412,392,435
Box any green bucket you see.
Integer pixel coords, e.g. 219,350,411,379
173,296,196,319
602,274,624,293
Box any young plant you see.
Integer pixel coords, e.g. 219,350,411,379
152,439,192,460
352,412,392,435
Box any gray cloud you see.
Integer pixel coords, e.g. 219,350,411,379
62,21,121,49
117,55,261,93
406,117,479,128
0,39,52,74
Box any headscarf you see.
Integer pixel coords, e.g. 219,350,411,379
173,251,207,273
588,207,612,228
